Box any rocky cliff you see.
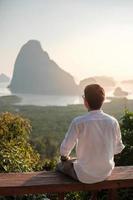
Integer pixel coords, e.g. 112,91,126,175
9,40,78,95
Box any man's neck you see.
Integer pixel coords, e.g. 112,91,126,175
88,108,101,112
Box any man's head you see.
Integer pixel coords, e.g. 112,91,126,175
83,84,105,110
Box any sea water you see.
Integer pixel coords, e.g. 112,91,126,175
0,82,133,106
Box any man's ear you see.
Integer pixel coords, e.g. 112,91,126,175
84,99,89,109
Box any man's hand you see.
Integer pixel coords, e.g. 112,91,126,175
60,156,70,162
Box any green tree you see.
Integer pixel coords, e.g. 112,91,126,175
114,111,133,200
0,112,40,172
115,111,133,166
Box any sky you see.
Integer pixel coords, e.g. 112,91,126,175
0,0,133,82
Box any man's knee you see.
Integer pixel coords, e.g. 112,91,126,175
56,160,78,180
56,160,72,172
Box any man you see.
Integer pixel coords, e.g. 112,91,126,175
57,84,125,184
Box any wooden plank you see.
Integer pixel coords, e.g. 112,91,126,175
0,180,132,196
0,166,132,196
0,166,133,187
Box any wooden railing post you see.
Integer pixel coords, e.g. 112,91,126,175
108,189,117,200
90,191,98,200
58,192,65,200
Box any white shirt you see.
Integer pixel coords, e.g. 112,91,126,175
60,110,125,183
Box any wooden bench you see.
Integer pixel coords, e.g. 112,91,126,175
0,166,133,200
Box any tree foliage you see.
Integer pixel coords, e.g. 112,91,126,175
0,112,40,172
115,110,133,166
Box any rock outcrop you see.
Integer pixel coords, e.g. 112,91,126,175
113,87,128,97
79,76,116,93
9,40,78,95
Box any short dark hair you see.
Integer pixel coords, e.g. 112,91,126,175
84,84,105,110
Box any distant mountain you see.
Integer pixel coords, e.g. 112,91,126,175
113,87,128,97
121,80,133,84
9,40,78,95
0,73,10,82
79,76,116,93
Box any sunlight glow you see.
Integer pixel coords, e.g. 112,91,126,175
0,0,133,81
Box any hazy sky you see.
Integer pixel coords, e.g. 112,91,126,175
0,0,133,82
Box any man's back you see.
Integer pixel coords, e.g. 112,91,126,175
60,110,125,183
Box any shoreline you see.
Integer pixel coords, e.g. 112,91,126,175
0,94,133,107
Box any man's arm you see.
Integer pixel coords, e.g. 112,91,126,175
60,119,79,160
114,120,125,155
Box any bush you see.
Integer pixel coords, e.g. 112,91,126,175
115,110,133,166
0,112,40,172
114,110,133,200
